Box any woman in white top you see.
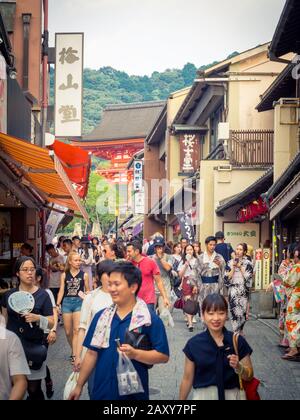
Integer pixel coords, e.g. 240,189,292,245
79,237,94,290
74,260,114,396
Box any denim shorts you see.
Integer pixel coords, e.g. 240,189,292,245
62,297,83,314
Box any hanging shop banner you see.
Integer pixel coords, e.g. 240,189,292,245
0,54,7,134
176,212,195,242
262,248,271,290
45,205,68,244
134,191,144,214
179,134,200,173
55,33,84,137
223,222,260,251
236,197,268,223
133,160,143,192
255,248,263,290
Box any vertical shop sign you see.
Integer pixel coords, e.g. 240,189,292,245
262,248,271,290
179,134,200,173
176,212,195,242
45,205,68,244
133,160,143,192
255,248,263,290
55,33,84,137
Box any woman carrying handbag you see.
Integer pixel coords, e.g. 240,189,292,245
178,244,199,332
179,294,255,400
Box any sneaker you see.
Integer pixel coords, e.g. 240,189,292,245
192,316,197,324
188,326,194,332
45,380,54,399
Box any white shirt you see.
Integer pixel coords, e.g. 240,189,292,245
79,288,112,331
48,255,65,289
0,328,31,400
79,248,94,266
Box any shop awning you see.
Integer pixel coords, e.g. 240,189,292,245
123,214,144,230
132,221,144,236
269,0,300,59
270,172,300,220
161,177,196,215
256,61,297,112
50,140,91,198
0,133,89,222
216,169,273,215
264,151,300,203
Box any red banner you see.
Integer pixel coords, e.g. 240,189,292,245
237,197,268,223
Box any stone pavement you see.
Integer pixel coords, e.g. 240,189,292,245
46,310,300,400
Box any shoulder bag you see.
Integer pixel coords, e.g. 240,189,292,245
233,333,261,401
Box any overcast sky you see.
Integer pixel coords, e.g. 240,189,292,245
49,0,286,76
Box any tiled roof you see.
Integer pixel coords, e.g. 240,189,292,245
82,101,166,142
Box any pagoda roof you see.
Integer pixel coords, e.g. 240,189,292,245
80,100,166,142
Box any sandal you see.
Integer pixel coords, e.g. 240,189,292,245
281,352,300,361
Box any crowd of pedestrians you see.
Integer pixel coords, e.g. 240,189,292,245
0,230,299,401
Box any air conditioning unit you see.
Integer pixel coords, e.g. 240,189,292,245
218,122,230,140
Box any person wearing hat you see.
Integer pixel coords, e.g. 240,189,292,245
146,233,172,256
79,237,94,290
152,238,173,316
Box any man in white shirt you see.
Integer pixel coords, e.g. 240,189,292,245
0,315,30,400
46,244,65,303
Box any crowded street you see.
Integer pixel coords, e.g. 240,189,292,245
1,0,300,403
47,311,300,400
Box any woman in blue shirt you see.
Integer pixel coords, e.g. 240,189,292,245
179,294,254,400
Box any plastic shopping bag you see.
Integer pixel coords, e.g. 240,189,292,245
117,353,144,396
160,307,175,328
63,371,79,400
170,290,178,306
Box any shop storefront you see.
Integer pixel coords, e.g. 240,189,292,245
216,169,273,251
0,133,89,279
265,153,300,272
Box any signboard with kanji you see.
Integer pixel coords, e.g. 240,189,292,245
179,134,200,174
133,160,143,192
55,33,84,137
134,191,144,214
223,222,260,251
262,248,271,290
255,248,263,290
176,212,195,243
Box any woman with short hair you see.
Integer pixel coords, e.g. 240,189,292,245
179,294,254,400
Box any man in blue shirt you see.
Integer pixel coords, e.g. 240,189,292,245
69,261,169,400
215,232,234,265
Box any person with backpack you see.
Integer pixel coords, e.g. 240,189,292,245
215,232,234,264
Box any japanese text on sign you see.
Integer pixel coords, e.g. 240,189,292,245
180,134,200,173
55,33,84,137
